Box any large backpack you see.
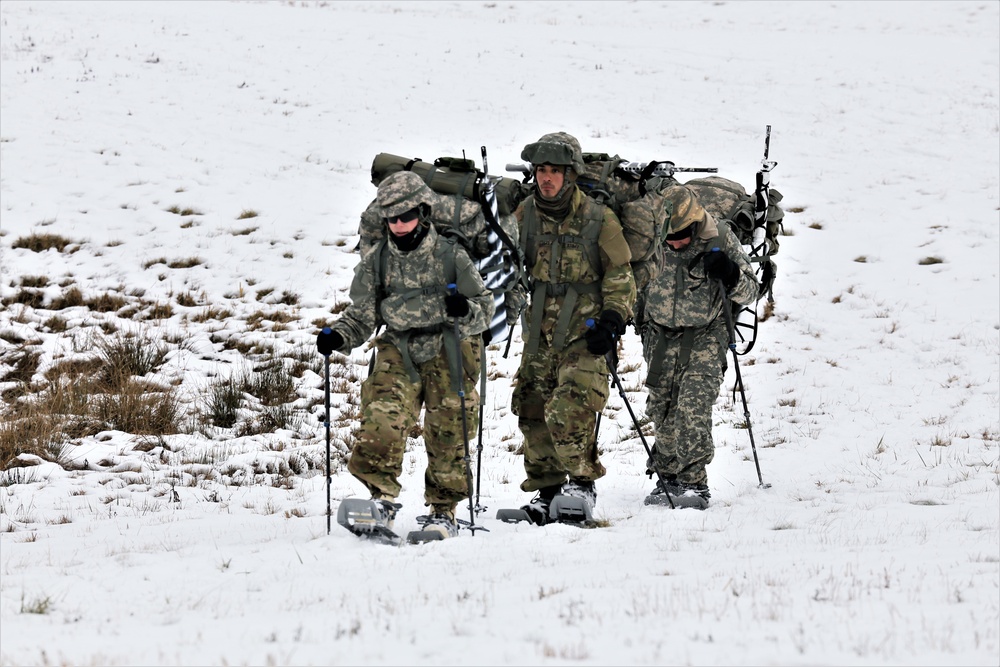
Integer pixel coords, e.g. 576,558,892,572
575,153,784,301
361,153,529,344
681,176,783,300
575,155,678,293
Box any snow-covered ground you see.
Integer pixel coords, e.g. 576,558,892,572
0,2,997,665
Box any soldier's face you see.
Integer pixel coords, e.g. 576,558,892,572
387,208,420,236
666,237,693,252
535,164,565,199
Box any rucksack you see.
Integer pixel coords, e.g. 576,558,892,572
370,153,529,218
681,176,783,300
575,154,673,293
361,153,529,344
575,153,784,300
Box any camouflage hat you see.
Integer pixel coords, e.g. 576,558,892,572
662,185,707,235
377,171,435,218
520,131,586,175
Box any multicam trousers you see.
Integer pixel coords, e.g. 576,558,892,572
347,338,480,510
642,318,728,487
511,338,609,492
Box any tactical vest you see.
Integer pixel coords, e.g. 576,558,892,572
372,231,464,389
520,195,607,354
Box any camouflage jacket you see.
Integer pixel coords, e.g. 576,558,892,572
332,225,494,364
643,216,759,330
516,187,636,351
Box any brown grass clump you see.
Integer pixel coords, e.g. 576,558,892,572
11,233,76,253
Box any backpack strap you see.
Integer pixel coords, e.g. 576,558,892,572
435,233,465,394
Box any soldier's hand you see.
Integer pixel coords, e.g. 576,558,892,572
316,328,344,356
703,249,739,289
585,311,625,356
445,293,470,318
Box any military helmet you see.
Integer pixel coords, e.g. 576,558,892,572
663,185,707,235
520,131,586,175
377,171,435,218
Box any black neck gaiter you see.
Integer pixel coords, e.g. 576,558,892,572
388,223,429,252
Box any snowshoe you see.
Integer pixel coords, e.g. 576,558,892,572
496,508,534,524
548,479,596,524
496,484,561,525
336,498,402,545
407,512,459,543
548,495,594,524
644,481,710,510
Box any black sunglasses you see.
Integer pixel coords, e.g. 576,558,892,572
385,208,420,225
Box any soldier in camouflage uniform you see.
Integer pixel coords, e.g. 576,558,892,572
317,171,494,538
510,132,636,523
640,185,760,509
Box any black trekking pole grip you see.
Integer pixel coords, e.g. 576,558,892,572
711,261,769,489
321,329,333,535
586,319,675,509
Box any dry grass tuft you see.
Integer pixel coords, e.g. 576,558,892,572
12,233,76,253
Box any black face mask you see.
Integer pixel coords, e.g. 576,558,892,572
665,224,694,251
388,223,428,252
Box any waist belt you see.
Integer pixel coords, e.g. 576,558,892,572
395,323,463,393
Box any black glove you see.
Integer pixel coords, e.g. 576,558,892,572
703,250,739,289
445,293,470,318
316,328,343,356
585,310,625,356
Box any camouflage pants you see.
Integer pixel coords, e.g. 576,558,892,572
641,319,728,487
511,338,609,492
347,338,480,511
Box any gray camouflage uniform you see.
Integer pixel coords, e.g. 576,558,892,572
641,199,759,490
330,179,494,515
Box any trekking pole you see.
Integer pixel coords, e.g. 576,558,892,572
712,254,770,489
474,342,487,514
320,328,333,534
587,320,674,509
447,284,486,535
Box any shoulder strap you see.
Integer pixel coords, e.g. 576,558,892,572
373,237,389,299
440,231,458,287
